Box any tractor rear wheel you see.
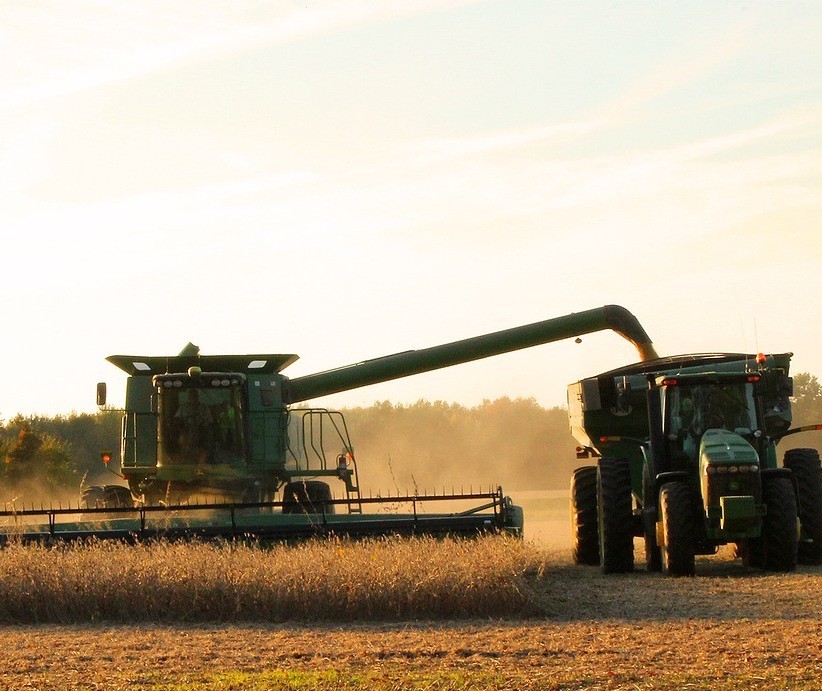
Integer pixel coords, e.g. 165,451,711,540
597,457,634,574
282,481,335,515
760,475,798,572
571,466,599,565
660,482,695,577
783,448,822,565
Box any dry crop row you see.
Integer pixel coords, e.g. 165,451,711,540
0,535,546,624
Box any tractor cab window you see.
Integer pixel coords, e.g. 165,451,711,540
156,382,245,466
665,381,758,458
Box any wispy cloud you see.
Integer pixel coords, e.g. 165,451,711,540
392,118,613,164
592,18,750,121
0,0,475,110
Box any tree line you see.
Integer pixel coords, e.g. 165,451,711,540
0,373,820,500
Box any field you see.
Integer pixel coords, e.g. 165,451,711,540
1,492,821,689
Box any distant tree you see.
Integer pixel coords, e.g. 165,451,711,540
0,411,121,485
0,417,76,500
791,373,822,427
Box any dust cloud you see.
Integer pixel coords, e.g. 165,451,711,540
341,399,580,495
0,479,81,510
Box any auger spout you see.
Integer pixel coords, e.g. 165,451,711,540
284,304,657,403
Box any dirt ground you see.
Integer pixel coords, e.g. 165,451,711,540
2,516,821,690
2,615,820,689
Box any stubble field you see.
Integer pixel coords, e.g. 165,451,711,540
1,491,821,690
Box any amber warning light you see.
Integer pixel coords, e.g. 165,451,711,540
101,451,113,465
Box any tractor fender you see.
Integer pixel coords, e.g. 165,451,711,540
655,471,689,487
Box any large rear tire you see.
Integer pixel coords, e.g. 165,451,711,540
783,448,822,565
282,481,335,515
80,484,134,509
597,457,634,574
760,475,798,572
659,482,695,577
571,466,599,565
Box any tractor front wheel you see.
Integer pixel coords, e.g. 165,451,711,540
571,466,599,566
659,482,695,577
597,457,634,574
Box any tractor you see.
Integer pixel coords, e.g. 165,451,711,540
569,353,822,575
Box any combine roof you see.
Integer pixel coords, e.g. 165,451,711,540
106,353,299,376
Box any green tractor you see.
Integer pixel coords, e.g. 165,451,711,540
569,353,822,575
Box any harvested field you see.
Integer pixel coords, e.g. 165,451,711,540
3,617,820,690
1,492,820,689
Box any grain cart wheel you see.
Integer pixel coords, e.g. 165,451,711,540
282,481,335,515
783,448,822,565
761,475,798,572
659,482,695,577
571,466,599,565
597,457,634,573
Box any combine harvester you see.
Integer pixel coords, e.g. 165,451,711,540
0,305,658,543
569,353,822,575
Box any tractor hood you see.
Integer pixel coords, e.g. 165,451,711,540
699,428,759,471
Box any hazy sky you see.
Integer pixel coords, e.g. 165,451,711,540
2,0,821,418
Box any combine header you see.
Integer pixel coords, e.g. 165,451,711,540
1,305,658,543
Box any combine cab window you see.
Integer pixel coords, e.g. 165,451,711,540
157,385,246,466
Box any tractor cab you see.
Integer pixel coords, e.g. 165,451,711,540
659,372,765,467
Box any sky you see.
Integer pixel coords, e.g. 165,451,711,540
1,0,821,419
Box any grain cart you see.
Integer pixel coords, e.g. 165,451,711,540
0,305,658,543
569,353,822,576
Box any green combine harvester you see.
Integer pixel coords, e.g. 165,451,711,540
569,353,822,575
0,305,659,543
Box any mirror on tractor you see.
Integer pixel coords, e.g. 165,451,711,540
96,382,107,407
